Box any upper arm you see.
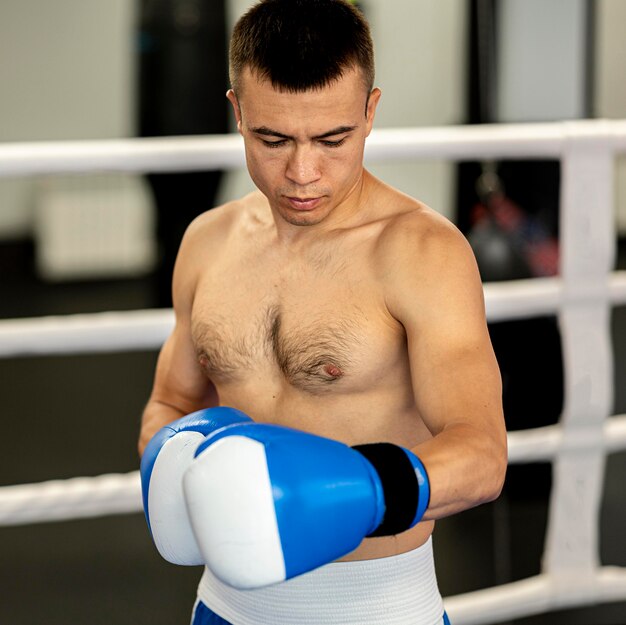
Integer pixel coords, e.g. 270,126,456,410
142,216,218,438
380,212,505,447
149,318,216,416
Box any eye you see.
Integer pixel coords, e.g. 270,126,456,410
320,137,347,148
262,139,287,148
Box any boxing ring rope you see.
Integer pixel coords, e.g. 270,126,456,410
2,275,626,357
1,119,626,624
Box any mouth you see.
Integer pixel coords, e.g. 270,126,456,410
285,196,323,211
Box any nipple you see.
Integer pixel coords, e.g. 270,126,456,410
323,363,344,378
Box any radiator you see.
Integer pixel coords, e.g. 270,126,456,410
33,174,156,281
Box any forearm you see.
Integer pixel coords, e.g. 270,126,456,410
139,399,195,457
413,423,507,521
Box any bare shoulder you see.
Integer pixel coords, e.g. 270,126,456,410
182,191,264,250
375,200,477,280
172,191,267,309
371,197,484,327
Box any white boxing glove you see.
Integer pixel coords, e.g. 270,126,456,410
140,407,252,564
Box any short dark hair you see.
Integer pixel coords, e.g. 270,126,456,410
229,0,375,95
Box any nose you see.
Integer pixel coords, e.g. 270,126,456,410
285,144,321,186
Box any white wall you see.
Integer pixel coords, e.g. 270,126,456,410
366,0,467,219
594,0,626,235
496,0,587,122
0,0,135,142
0,0,136,239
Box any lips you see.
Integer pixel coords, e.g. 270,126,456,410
286,196,322,211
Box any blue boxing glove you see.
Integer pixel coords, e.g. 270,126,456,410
140,406,252,565
183,423,430,588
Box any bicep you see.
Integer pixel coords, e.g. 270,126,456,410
387,224,504,441
151,214,218,413
408,314,502,441
139,320,218,454
140,219,218,447
150,320,217,414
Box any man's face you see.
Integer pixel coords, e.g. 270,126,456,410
228,68,381,228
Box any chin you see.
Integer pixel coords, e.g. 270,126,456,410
273,202,329,227
282,211,328,227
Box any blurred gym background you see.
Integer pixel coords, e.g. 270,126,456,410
1,1,625,623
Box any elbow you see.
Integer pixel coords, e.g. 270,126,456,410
138,426,153,458
484,442,508,503
485,465,506,504
138,434,148,459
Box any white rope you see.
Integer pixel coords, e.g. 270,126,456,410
1,119,626,179
482,272,626,321
0,472,142,526
506,414,626,461
445,569,626,625
2,415,624,527
542,121,615,590
0,309,174,357
2,272,626,358
0,134,246,178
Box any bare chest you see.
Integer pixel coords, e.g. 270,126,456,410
191,254,402,396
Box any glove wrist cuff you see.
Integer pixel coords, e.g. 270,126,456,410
352,443,430,537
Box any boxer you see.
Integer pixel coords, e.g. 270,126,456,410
139,1,507,622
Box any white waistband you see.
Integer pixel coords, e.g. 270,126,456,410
197,537,444,625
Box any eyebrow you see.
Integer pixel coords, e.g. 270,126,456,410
250,125,357,140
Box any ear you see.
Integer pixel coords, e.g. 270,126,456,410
226,89,243,134
364,88,381,137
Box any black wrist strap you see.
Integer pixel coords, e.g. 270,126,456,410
353,442,419,537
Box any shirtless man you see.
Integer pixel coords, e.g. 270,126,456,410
139,1,507,624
